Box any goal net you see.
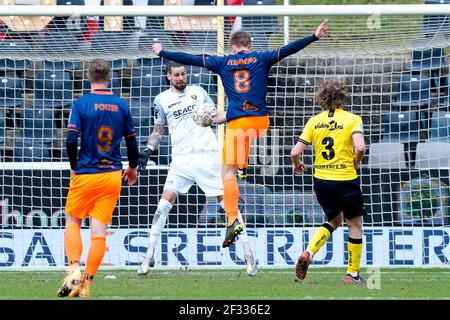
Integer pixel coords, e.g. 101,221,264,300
1,2,450,269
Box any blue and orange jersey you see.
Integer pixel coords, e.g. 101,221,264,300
67,89,136,174
204,51,275,121
159,34,318,122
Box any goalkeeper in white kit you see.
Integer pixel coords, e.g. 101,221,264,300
137,61,257,276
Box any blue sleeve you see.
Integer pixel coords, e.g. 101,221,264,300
123,103,136,138
159,50,222,73
266,34,318,66
67,101,81,170
159,50,205,67
67,101,82,133
204,55,223,74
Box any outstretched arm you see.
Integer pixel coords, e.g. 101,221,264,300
272,19,328,64
152,43,205,67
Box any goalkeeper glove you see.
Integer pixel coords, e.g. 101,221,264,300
137,145,154,173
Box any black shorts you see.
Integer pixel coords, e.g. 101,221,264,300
313,177,366,221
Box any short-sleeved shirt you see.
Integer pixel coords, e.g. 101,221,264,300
67,89,136,174
299,108,364,181
203,50,282,122
153,85,218,160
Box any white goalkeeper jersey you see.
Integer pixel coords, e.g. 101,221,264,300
153,85,218,161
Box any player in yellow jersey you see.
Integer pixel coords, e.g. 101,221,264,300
290,80,367,285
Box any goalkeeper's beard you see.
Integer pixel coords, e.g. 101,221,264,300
173,81,187,91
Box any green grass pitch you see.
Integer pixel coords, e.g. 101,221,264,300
0,268,448,300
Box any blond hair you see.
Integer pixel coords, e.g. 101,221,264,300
88,58,111,83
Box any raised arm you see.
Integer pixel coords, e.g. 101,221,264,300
152,43,205,67
270,19,328,64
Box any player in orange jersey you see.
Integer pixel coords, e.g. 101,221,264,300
152,20,329,247
57,59,139,298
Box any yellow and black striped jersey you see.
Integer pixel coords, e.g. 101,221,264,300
299,108,364,181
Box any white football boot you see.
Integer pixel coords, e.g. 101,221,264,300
137,255,155,276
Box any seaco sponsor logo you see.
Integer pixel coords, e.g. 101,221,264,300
173,104,195,120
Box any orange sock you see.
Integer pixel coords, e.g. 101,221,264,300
64,222,82,267
84,235,106,281
223,178,239,226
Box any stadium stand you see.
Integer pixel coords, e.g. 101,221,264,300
129,104,151,144
0,40,32,58
422,0,450,38
33,70,73,108
99,0,136,32
0,110,5,145
21,107,57,143
13,137,52,162
368,142,408,169
130,65,166,102
91,31,130,56
46,0,87,36
381,111,420,142
264,190,324,225
43,60,80,74
135,57,163,68
186,31,218,51
415,141,450,169
242,0,278,50
381,111,420,165
410,38,446,92
194,0,216,4
391,73,431,110
0,59,31,78
0,76,24,108
429,111,450,141
145,0,165,33
36,31,85,57
440,74,450,108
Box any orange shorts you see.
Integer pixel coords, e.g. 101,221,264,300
223,115,270,167
65,170,122,225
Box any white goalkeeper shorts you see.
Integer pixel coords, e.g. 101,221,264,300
163,154,223,197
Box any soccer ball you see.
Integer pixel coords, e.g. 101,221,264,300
191,103,216,127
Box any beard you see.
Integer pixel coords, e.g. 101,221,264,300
173,81,187,91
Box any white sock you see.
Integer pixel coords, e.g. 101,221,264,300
146,198,173,258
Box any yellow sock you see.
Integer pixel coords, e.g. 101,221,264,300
347,237,363,274
306,223,333,255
